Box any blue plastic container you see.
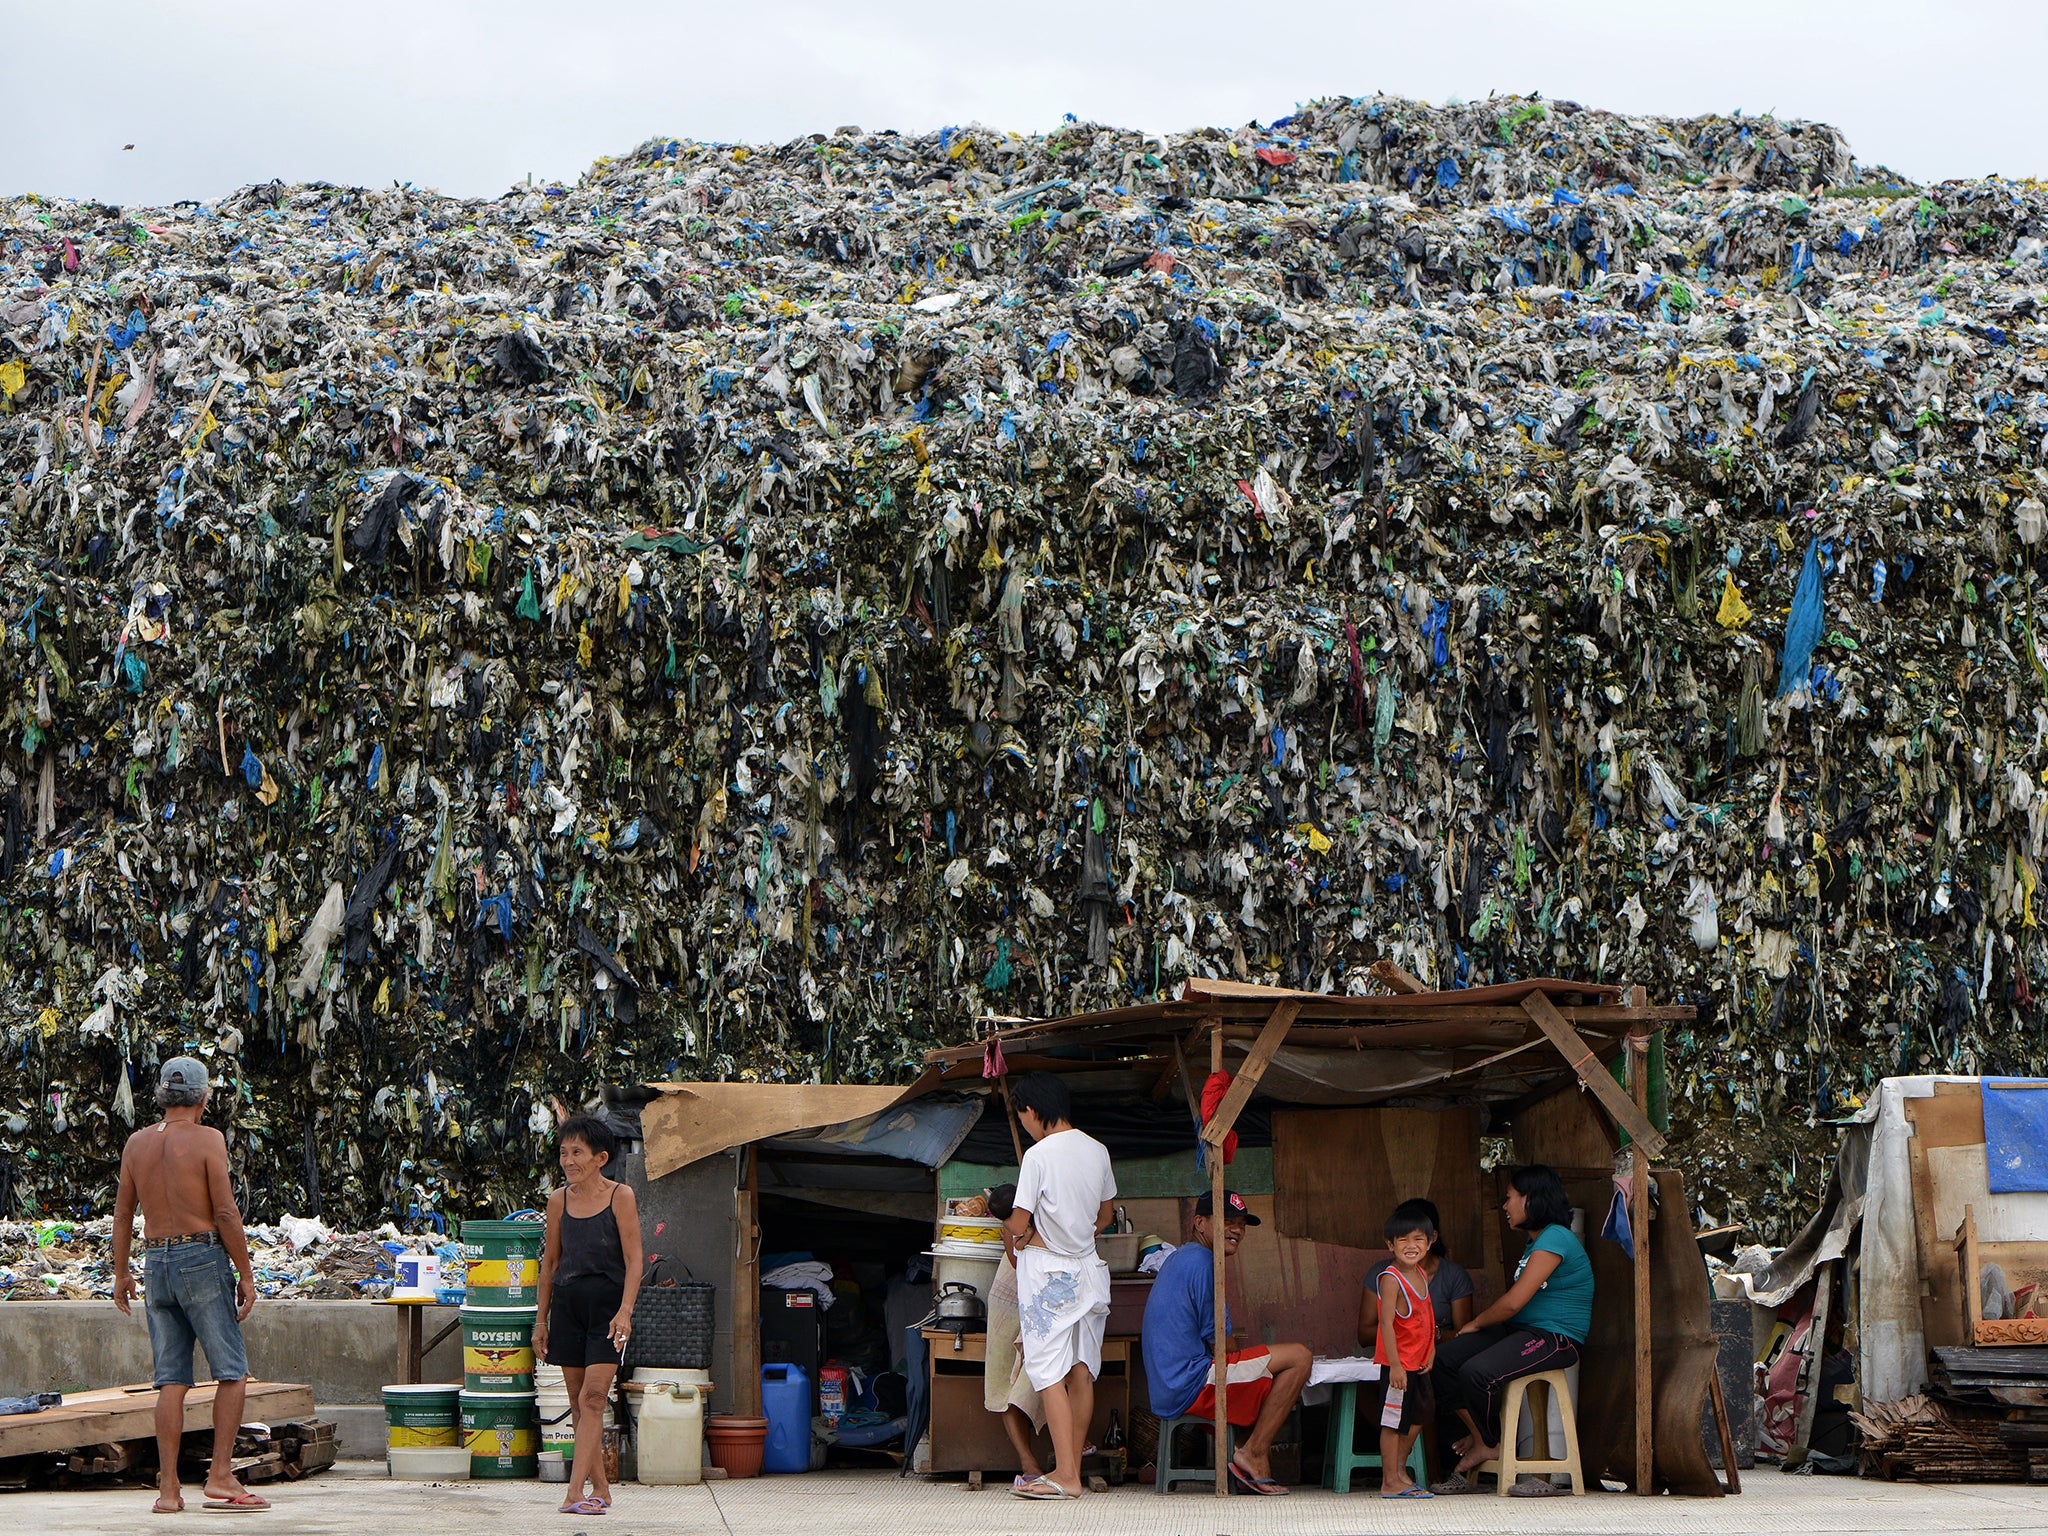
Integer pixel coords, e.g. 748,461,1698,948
760,1364,810,1474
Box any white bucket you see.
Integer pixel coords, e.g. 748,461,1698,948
537,1387,577,1459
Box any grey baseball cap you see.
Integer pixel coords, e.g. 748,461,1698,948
158,1057,210,1093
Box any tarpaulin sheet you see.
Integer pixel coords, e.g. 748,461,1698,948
1982,1079,2048,1193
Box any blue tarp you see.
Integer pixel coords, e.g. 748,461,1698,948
1776,538,1826,697
1982,1078,2048,1193
762,1092,983,1167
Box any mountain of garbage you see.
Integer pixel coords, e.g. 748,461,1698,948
3,94,2044,1235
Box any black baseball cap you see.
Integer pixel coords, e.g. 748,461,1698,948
1194,1190,1261,1225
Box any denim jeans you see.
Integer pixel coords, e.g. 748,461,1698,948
144,1241,249,1387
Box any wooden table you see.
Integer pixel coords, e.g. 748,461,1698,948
922,1329,1134,1479
374,1297,463,1385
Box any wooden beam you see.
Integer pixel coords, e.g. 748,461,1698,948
1201,1000,1302,1146
1707,1372,1742,1494
1370,958,1428,993
1520,993,1666,1157
1630,1033,1653,1495
920,1002,1692,1063
1210,1025,1228,1498
997,1076,1025,1165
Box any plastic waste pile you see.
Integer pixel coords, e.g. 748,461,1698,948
0,1215,449,1300
3,94,2046,1236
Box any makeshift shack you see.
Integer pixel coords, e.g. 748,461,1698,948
1742,1076,2048,1479
643,972,1731,1496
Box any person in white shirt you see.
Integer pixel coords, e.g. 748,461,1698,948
1003,1071,1116,1500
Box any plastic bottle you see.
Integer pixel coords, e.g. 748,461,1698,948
1103,1409,1126,1486
818,1365,849,1425
637,1384,703,1486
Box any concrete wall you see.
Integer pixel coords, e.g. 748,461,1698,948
8,1299,464,1401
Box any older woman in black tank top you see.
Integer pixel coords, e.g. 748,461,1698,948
535,1116,642,1516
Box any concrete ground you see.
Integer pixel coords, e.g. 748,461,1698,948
12,1460,2048,1536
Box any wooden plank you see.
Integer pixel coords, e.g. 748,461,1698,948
1369,959,1428,993
1957,1205,1982,1343
0,1383,315,1460
1631,1033,1653,1495
1706,1373,1742,1494
1511,1075,1622,1167
1201,1000,1302,1146
1210,1026,1228,1497
1519,994,1666,1157
1272,1106,1482,1260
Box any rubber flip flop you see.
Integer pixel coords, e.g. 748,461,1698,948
1383,1485,1436,1499
151,1500,184,1515
1227,1460,1289,1495
560,1498,607,1515
201,1494,270,1511
1010,1476,1077,1500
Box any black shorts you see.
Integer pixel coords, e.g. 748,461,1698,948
1366,1370,1435,1433
546,1276,626,1368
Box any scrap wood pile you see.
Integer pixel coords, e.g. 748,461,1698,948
1851,1394,2031,1481
5,93,2048,1227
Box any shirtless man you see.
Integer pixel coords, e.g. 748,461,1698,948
112,1057,267,1514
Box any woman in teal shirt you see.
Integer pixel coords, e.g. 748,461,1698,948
1427,1165,1592,1491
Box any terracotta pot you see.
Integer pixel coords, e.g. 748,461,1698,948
705,1415,770,1479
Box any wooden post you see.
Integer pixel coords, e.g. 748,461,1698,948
1209,1022,1228,1496
1630,1030,1652,1495
735,1145,762,1417
997,1076,1026,1166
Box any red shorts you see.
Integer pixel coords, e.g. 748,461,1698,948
1184,1347,1274,1428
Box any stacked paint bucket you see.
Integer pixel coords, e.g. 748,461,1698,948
382,1384,461,1455
459,1219,544,1478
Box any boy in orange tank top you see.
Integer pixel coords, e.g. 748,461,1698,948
1371,1210,1439,1498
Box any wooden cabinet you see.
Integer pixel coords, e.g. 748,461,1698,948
922,1330,1134,1477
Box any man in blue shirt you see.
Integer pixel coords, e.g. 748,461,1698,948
1141,1191,1311,1494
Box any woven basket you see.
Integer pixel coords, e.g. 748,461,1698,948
625,1278,715,1370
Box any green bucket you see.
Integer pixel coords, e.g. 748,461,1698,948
461,1307,537,1392
460,1219,544,1307
462,1390,538,1478
381,1383,460,1448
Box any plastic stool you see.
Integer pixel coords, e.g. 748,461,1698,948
1321,1381,1429,1493
1154,1414,1234,1494
1477,1369,1583,1495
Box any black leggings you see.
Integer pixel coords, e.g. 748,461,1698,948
1430,1324,1580,1445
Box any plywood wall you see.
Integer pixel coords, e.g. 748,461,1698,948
1271,1105,1485,1263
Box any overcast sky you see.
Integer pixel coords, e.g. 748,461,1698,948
6,0,2044,208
